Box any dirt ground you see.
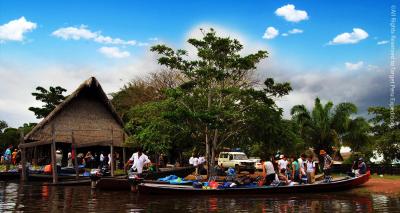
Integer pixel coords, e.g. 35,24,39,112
352,176,400,196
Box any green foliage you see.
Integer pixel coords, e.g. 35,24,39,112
368,105,400,163
0,123,36,152
28,86,67,119
291,98,369,156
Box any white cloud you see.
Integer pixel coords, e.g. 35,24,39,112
52,25,97,40
377,40,389,45
262,27,279,40
98,46,130,58
328,28,368,45
345,61,364,71
0,17,37,42
288,28,303,34
52,25,138,46
282,33,288,37
275,4,309,22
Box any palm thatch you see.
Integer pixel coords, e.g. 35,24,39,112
24,77,127,148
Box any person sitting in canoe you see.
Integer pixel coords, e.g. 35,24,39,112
358,158,367,175
278,168,291,185
126,147,151,177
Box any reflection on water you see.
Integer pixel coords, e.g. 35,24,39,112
1,181,399,212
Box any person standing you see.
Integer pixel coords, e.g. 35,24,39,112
262,157,276,185
56,150,63,173
278,155,288,172
126,147,151,177
298,154,306,171
319,150,333,178
67,152,73,167
192,156,199,175
4,145,12,171
306,156,316,184
291,158,300,182
11,149,18,165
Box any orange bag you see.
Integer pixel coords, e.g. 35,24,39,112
44,164,52,173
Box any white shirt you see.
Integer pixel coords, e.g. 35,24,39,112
100,154,104,162
278,159,288,170
129,152,151,173
264,161,275,175
306,160,315,173
198,156,205,164
298,158,304,169
189,157,194,165
192,157,199,166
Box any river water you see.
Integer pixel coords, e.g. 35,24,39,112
1,181,399,212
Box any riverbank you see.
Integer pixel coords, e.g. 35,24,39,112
351,174,400,197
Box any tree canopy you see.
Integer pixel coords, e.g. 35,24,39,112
123,28,292,174
28,86,67,119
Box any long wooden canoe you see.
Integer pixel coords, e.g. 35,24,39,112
138,171,370,195
0,171,20,181
95,166,196,190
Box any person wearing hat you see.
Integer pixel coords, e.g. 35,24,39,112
358,158,367,175
56,149,63,173
319,150,333,178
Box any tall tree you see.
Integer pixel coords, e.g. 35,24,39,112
368,105,400,163
150,28,291,175
291,98,369,157
28,86,67,119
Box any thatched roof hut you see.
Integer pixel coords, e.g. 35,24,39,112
23,77,127,148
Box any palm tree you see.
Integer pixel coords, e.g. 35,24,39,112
291,98,369,157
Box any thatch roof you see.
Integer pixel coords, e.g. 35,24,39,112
24,77,127,148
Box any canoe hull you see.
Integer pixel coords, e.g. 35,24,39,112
95,166,196,190
138,172,370,195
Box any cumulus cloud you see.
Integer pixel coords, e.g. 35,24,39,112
98,46,130,58
377,40,389,45
262,27,279,39
345,61,364,71
288,28,303,34
0,17,37,42
52,25,139,46
275,4,309,22
328,28,368,45
259,60,393,119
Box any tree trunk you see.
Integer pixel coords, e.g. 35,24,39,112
210,129,218,176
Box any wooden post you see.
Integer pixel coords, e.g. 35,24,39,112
51,125,58,184
20,131,27,181
72,131,79,180
122,133,126,173
110,128,114,177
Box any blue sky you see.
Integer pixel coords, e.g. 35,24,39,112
0,0,398,127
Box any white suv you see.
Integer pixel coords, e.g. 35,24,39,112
218,152,256,174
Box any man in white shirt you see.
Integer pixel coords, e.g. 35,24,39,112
126,147,151,176
306,156,316,183
278,155,288,172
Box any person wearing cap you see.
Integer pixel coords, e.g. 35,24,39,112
56,149,63,173
278,155,288,172
319,150,332,177
358,158,367,175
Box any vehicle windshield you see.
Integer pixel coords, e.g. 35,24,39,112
233,154,248,160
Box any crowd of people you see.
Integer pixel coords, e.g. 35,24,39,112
262,150,367,186
0,145,21,171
